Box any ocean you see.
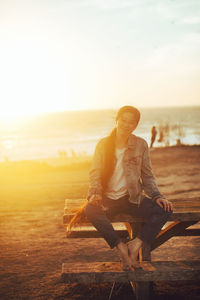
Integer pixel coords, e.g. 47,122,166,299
0,106,200,161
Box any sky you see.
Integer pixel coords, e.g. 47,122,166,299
0,0,200,120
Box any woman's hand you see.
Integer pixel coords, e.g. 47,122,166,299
155,198,173,212
88,194,108,211
89,194,102,205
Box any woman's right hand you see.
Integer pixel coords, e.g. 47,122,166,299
88,194,108,211
89,194,102,206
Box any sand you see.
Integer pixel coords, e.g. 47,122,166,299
0,145,200,300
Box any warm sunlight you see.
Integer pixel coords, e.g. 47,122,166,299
0,2,200,299
1,37,77,123
1,0,199,123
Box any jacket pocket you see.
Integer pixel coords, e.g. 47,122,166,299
128,155,142,176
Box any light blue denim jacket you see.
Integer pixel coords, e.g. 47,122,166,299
87,134,164,206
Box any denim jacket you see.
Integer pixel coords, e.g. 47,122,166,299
87,134,164,206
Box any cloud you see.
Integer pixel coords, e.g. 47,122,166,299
182,17,200,24
140,32,200,74
71,0,150,10
155,1,200,24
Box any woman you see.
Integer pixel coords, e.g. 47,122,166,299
84,105,173,270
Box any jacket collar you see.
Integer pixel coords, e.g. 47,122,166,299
127,134,137,148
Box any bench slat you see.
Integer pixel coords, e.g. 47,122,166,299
61,260,200,284
65,229,129,239
64,204,200,215
65,198,200,205
63,211,200,224
64,198,200,214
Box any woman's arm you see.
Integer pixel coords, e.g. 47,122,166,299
141,142,173,211
141,142,164,202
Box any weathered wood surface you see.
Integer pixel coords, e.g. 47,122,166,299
63,198,200,244
63,198,200,242
151,221,198,250
63,198,200,224
63,211,200,224
62,198,200,300
64,197,200,213
61,260,200,284
65,228,129,239
67,225,199,241
136,241,153,300
175,228,200,236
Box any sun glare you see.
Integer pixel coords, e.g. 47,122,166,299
0,102,44,124
0,111,33,125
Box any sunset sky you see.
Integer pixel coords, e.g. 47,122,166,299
0,0,200,120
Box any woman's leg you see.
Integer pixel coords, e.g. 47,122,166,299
84,202,121,249
84,196,135,269
126,197,173,264
136,197,173,244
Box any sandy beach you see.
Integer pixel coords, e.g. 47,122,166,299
0,145,200,300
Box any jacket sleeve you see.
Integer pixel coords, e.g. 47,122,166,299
87,139,104,200
141,142,164,202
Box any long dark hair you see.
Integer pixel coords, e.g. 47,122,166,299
101,128,117,189
66,128,117,236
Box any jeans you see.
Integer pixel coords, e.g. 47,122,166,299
84,194,173,249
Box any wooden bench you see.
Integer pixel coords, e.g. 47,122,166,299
62,197,200,300
62,260,200,282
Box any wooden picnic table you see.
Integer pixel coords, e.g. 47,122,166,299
62,197,200,300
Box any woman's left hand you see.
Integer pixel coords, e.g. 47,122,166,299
155,198,173,212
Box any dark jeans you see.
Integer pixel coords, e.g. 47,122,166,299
84,194,173,249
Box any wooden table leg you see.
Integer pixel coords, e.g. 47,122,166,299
136,242,153,300
130,222,153,300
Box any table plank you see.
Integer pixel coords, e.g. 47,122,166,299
63,211,200,224
61,260,200,283
64,198,200,214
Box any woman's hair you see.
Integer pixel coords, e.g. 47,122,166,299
102,105,140,189
101,127,117,189
116,105,140,126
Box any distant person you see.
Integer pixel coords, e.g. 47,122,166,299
82,106,173,270
150,126,157,148
164,123,170,146
158,125,164,143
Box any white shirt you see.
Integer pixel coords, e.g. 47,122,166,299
105,147,128,199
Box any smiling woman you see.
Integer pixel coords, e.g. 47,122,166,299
67,105,173,271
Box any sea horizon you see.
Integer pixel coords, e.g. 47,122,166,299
0,106,200,162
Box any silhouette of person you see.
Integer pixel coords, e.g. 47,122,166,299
158,125,164,143
150,126,157,148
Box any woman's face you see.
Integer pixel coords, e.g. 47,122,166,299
116,112,138,136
